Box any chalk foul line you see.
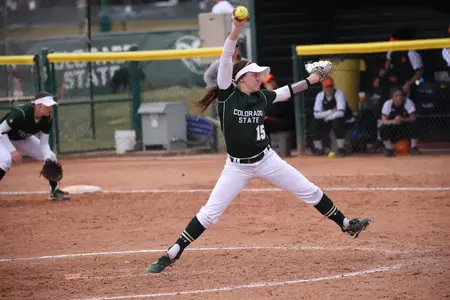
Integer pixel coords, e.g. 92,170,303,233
1,186,449,195
73,263,405,300
0,245,408,263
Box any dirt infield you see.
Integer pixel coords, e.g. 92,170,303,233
1,153,449,300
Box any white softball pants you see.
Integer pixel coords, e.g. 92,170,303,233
196,148,323,228
0,136,53,172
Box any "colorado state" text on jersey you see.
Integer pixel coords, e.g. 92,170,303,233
233,109,264,124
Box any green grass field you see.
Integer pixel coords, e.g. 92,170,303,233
56,86,209,153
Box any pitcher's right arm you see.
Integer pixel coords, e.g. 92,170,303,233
217,14,247,90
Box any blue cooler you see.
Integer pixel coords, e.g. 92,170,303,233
186,114,216,147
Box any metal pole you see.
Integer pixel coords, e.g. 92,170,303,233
86,0,96,139
3,5,10,98
42,48,55,151
33,54,42,92
292,45,306,154
50,60,61,155
129,45,142,150
248,0,258,62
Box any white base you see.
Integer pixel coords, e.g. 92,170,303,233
62,185,102,194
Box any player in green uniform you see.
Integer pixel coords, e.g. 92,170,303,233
147,12,370,273
0,92,69,200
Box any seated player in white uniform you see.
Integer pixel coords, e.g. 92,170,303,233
147,11,371,274
312,78,348,157
0,92,70,200
379,86,420,157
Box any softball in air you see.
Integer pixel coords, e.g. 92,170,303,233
328,151,336,158
234,6,249,20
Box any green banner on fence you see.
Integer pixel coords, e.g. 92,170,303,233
2,30,209,98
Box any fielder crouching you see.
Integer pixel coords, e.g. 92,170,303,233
379,86,420,157
0,92,69,200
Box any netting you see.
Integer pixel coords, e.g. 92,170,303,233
0,1,260,155
54,85,214,154
0,29,224,154
293,47,450,155
0,55,38,99
0,55,220,155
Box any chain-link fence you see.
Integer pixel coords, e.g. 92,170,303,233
0,47,221,155
292,42,450,155
0,18,215,153
52,86,211,154
0,0,250,155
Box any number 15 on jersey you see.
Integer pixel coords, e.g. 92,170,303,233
256,124,266,141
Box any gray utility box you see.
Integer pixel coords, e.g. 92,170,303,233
138,102,188,151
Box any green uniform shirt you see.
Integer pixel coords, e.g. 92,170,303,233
0,104,52,140
218,85,276,158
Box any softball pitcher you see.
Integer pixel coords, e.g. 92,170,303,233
148,13,370,273
0,92,69,200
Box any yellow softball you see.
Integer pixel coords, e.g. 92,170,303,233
234,6,249,20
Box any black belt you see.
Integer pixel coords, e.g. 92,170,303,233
229,146,270,164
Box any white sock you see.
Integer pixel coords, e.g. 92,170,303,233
343,218,350,230
313,140,323,150
410,139,417,148
383,140,393,150
337,139,345,149
167,244,180,260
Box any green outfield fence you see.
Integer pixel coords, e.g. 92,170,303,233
0,46,222,154
292,38,450,154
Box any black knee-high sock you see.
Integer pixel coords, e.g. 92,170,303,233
0,168,5,181
168,216,205,260
49,181,58,192
314,193,346,229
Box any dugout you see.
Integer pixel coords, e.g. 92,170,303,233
250,2,450,150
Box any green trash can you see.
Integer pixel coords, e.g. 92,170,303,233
99,11,112,32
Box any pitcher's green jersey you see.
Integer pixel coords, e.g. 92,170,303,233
0,104,52,140
218,85,276,158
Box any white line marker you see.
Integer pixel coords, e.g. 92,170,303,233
0,245,408,263
1,191,48,195
325,187,450,191
73,263,404,300
66,273,148,280
1,186,449,195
